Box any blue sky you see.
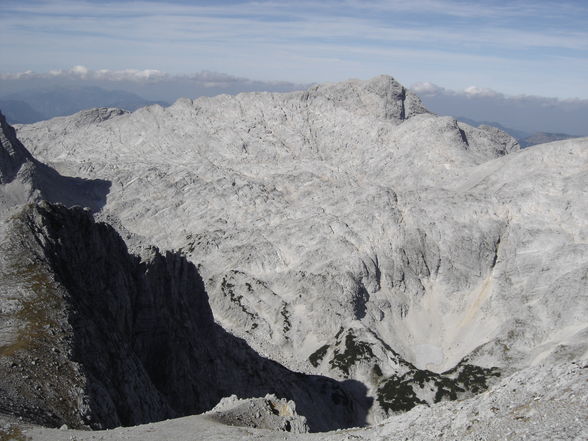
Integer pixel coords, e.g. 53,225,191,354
1,0,588,98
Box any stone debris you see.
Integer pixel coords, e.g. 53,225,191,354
205,394,309,433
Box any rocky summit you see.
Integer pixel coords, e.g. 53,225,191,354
0,75,587,440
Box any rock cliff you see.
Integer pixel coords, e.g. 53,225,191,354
0,201,364,431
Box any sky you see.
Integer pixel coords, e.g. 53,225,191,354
1,0,588,99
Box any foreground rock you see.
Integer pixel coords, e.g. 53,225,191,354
3,360,586,440
0,201,365,431
205,394,309,433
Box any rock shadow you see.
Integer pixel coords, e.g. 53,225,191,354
210,325,373,432
33,162,111,212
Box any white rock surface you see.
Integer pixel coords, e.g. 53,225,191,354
12,75,588,422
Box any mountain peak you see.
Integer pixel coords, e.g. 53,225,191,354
302,75,429,121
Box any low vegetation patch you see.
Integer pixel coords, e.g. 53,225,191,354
329,332,375,376
0,425,31,441
377,363,501,414
308,344,329,368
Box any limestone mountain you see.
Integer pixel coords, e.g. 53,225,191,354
13,75,587,425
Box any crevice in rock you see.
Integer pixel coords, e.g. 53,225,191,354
459,127,470,147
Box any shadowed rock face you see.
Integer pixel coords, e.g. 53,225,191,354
0,201,368,431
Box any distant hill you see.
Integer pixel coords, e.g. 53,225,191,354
518,132,579,148
0,85,168,124
0,99,46,124
457,116,579,148
457,117,531,140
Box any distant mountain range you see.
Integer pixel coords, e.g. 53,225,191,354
517,131,580,147
457,116,579,148
0,85,168,124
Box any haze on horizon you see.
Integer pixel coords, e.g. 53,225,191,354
1,0,587,135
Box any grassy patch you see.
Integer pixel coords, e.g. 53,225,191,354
0,426,31,441
0,261,62,357
280,306,291,333
377,374,427,413
377,362,501,415
221,277,252,317
444,363,501,394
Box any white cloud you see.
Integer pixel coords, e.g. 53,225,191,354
70,65,89,77
0,66,169,82
463,86,500,98
0,66,310,92
409,81,588,105
410,82,445,96
409,81,588,136
93,68,167,81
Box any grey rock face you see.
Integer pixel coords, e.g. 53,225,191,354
300,75,428,120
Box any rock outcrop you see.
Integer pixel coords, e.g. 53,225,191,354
205,394,309,433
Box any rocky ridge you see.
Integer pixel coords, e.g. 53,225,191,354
0,111,109,216
13,75,588,423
